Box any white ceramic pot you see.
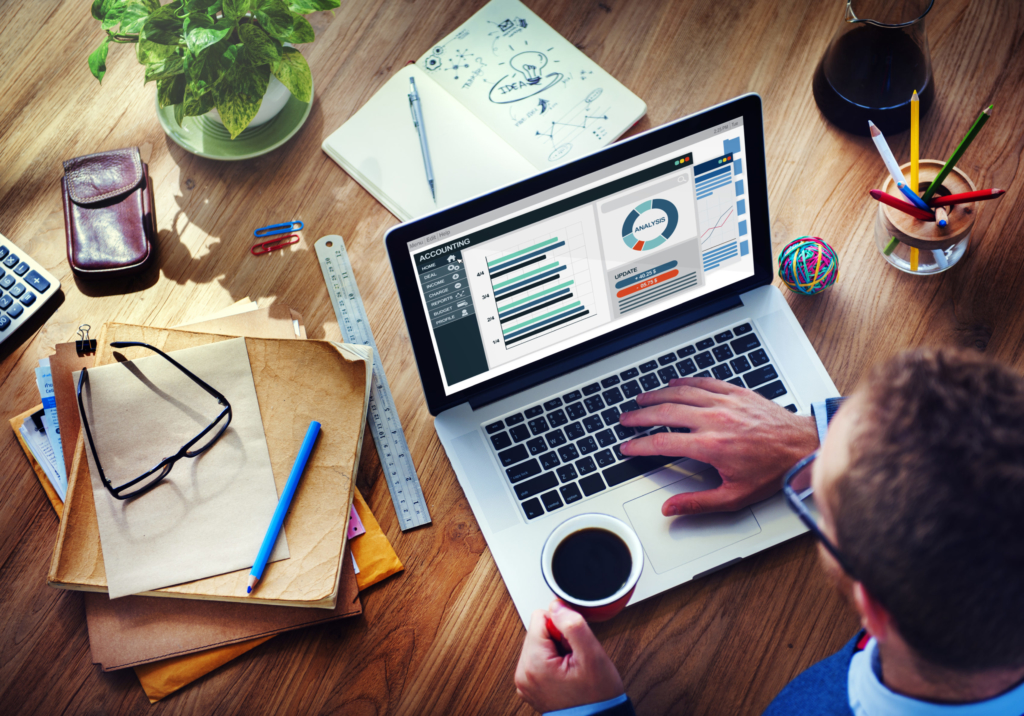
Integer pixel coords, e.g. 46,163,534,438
206,73,292,130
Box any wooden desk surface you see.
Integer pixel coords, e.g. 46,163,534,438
2,1,1022,713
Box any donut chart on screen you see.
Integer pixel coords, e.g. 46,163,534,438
621,198,679,251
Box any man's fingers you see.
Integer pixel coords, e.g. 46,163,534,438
619,403,699,429
524,609,559,658
548,600,604,662
662,486,744,516
636,385,719,408
620,431,703,460
667,376,743,395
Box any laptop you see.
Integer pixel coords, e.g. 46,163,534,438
385,94,838,625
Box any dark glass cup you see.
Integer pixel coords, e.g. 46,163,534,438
813,0,935,136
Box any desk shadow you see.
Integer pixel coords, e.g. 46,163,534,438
0,288,65,363
154,96,326,308
72,260,161,298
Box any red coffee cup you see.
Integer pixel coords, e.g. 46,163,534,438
540,513,644,622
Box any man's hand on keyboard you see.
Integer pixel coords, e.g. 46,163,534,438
618,376,819,516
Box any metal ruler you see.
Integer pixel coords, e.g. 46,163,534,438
315,235,431,531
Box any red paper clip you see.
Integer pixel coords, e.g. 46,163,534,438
251,234,299,256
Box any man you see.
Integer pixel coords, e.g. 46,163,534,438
515,349,1024,715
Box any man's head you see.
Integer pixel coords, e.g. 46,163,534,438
812,348,1024,673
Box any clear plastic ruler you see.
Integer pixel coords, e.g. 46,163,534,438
315,235,431,531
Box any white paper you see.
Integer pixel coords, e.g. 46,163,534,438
76,338,287,599
415,0,646,168
323,64,535,222
34,364,66,486
20,415,66,502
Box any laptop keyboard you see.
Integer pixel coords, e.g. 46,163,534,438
482,322,796,522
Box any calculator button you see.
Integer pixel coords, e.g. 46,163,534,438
13,262,29,276
0,295,11,310
19,291,36,306
9,284,25,298
0,274,13,289
6,302,23,319
0,315,9,331
0,266,5,279
2,253,18,268
0,245,8,260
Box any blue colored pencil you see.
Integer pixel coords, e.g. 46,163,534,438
897,182,933,213
247,421,321,595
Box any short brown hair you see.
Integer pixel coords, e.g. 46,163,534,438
833,348,1024,671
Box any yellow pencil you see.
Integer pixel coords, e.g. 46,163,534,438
910,90,920,194
910,247,919,271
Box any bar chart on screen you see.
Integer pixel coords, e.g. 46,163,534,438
484,224,597,349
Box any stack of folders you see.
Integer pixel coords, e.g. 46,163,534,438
10,300,404,702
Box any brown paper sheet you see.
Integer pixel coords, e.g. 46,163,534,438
76,338,286,598
87,543,362,671
181,306,307,339
49,325,373,608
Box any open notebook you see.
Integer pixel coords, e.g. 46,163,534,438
323,0,646,222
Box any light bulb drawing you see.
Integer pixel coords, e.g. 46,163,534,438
510,51,547,85
487,51,563,104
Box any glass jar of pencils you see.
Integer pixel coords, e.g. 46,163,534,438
874,159,976,274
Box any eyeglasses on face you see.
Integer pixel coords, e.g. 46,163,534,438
76,341,232,500
780,450,859,579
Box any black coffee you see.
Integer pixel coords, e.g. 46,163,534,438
813,24,934,136
552,528,632,602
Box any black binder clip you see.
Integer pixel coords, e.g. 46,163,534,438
76,324,96,356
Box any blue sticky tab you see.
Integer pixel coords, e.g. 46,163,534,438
724,137,741,154
738,220,748,236
735,180,744,196
737,199,746,216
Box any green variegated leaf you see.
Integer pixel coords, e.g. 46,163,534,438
283,15,313,43
287,0,339,13
157,73,187,107
174,100,186,126
182,81,216,116
222,0,251,21
253,0,294,42
214,59,270,138
118,2,152,34
101,5,127,31
180,0,218,12
271,47,311,102
144,54,185,83
142,4,184,45
239,22,281,65
186,15,233,54
137,38,178,64
88,37,111,82
92,0,123,21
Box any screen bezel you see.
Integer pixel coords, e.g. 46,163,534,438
385,93,772,416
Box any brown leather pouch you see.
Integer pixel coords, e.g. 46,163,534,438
60,147,156,280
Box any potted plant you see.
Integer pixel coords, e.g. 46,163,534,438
88,0,339,139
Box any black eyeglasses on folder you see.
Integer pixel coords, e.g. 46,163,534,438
77,341,232,500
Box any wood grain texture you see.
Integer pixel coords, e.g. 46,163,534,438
1,0,1022,713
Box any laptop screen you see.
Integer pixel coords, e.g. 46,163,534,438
406,116,754,396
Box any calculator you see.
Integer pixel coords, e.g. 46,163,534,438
0,232,60,344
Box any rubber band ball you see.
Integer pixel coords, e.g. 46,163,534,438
777,236,839,295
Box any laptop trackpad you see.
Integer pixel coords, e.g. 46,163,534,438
623,472,762,575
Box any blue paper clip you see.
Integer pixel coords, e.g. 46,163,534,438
251,234,299,256
254,220,303,238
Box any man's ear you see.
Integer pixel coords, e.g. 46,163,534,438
852,581,892,642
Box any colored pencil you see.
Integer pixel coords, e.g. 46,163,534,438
910,247,919,271
910,90,920,194
870,190,935,221
247,421,321,595
897,182,933,213
883,237,900,256
921,105,993,202
935,207,949,227
933,249,949,269
929,188,1005,207
868,121,907,187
